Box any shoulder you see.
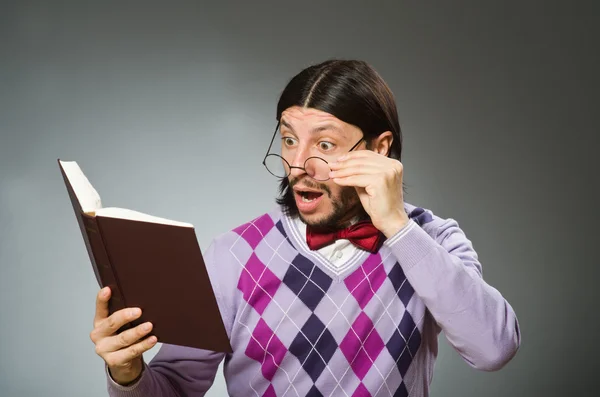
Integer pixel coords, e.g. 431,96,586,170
403,201,480,270
207,208,286,261
404,202,464,241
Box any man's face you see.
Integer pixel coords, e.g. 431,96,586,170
280,106,366,229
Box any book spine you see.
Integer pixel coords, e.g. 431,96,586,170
81,214,127,316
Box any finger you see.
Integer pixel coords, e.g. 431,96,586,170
332,174,376,188
336,150,373,162
330,156,387,171
93,287,111,328
329,165,381,179
97,307,142,338
97,322,154,354
104,335,158,368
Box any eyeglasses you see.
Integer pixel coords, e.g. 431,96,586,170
262,121,364,181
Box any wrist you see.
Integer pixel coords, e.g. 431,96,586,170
379,212,410,238
108,358,144,386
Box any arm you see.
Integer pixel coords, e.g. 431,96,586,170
328,150,519,369
106,346,225,397
106,239,232,396
385,217,521,371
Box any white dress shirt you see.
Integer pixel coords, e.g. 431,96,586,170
293,216,359,268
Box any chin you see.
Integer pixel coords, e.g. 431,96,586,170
299,212,330,227
298,203,335,226
300,200,363,230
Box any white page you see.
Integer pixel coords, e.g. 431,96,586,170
60,160,192,227
59,160,102,213
96,207,193,228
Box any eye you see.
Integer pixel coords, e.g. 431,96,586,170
318,141,335,151
282,137,298,147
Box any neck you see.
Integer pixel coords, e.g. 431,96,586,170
336,205,369,229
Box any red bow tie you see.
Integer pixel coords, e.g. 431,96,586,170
306,220,385,253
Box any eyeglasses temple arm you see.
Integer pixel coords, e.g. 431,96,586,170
263,122,280,162
349,137,365,152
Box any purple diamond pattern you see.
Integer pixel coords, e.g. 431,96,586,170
275,220,296,250
237,253,281,315
262,384,276,397
289,314,338,382
245,319,287,382
275,220,287,237
398,311,418,348
231,211,428,397
394,382,409,397
283,254,333,311
408,207,433,226
306,385,324,397
388,263,415,306
344,254,387,309
340,312,385,380
386,311,421,377
234,214,275,249
351,383,372,397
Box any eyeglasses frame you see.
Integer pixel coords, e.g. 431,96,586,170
262,121,365,181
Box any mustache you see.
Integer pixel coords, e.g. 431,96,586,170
289,177,332,197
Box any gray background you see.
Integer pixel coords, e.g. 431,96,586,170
1,1,597,396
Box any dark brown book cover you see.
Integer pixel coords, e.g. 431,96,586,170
58,159,232,353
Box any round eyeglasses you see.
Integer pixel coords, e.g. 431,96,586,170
262,122,364,182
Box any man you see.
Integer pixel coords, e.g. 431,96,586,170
91,59,520,396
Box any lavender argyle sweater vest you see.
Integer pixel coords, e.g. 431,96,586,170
107,203,520,397
223,209,431,397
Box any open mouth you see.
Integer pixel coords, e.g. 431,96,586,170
292,182,327,213
293,187,325,211
297,190,324,202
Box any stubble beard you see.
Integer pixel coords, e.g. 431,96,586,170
290,177,367,231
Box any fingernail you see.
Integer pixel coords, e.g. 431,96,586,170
142,322,152,331
130,308,141,317
102,287,109,297
149,336,157,344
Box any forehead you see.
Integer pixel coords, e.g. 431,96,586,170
280,106,343,127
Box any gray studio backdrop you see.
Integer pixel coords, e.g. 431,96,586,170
0,1,597,396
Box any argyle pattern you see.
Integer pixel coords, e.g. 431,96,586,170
231,211,428,397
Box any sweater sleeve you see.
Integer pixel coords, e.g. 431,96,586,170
106,238,232,396
384,216,521,371
106,347,225,397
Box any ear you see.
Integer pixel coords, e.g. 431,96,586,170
370,131,393,156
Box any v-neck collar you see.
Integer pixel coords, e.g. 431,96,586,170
276,202,416,282
281,213,371,282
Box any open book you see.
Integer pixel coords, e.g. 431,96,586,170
58,159,231,352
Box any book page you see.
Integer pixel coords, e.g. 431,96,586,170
96,207,194,228
58,160,102,213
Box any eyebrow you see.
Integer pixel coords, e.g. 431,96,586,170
280,119,345,136
280,119,294,131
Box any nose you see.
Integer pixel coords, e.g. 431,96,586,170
288,146,310,178
290,154,307,178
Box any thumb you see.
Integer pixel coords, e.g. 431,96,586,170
93,287,111,328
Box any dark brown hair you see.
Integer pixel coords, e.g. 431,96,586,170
275,59,403,216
